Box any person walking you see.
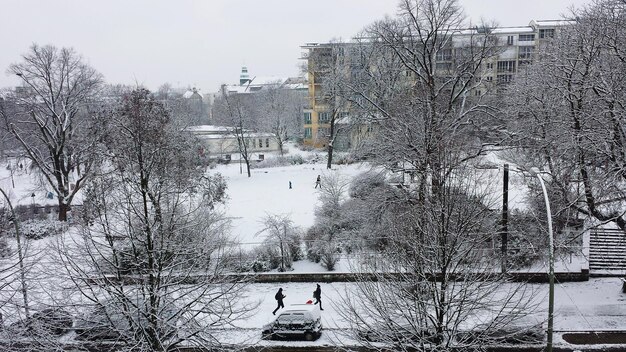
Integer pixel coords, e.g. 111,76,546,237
273,288,286,315
314,175,321,189
313,284,323,310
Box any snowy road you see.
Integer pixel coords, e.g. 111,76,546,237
219,278,626,346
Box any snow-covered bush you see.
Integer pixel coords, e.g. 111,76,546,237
332,153,356,165
250,155,304,169
9,219,68,240
0,237,9,258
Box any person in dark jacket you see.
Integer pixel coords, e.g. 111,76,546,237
314,175,321,189
313,284,323,310
273,288,286,315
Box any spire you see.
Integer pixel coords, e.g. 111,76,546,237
240,66,251,86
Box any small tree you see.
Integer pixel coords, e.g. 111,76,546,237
257,213,301,272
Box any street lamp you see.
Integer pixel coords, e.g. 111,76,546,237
530,167,554,352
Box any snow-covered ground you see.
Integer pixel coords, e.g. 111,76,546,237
214,158,372,247
0,147,625,348
214,277,626,346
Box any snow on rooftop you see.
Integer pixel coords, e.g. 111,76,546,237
248,76,286,86
185,125,231,133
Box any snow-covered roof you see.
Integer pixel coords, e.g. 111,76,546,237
186,125,275,138
183,88,203,99
185,125,231,133
531,19,575,27
248,76,286,86
492,26,535,34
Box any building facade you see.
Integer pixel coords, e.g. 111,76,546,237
300,20,566,150
186,125,280,158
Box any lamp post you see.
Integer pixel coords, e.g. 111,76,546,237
530,168,554,352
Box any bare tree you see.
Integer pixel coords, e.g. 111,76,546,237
57,89,253,350
305,41,353,169
256,84,305,155
257,213,301,272
337,167,540,350
306,172,352,270
345,0,502,197
212,88,257,177
1,44,104,221
505,0,626,232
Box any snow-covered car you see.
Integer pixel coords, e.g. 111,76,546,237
8,307,73,337
74,296,178,341
262,304,322,341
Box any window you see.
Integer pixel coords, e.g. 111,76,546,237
518,46,534,59
266,138,269,147
252,139,256,148
259,138,263,148
497,74,513,84
318,112,330,123
539,28,555,39
486,62,493,70
507,35,514,45
304,112,312,124
436,62,452,71
435,48,452,61
304,127,312,138
519,34,535,41
486,76,493,82
497,60,516,73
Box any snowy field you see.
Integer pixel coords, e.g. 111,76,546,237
213,156,373,247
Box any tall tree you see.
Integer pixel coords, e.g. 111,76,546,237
306,41,352,169
212,88,257,177
58,89,250,350
347,0,501,198
256,84,305,155
505,0,626,231
337,167,539,350
1,44,103,221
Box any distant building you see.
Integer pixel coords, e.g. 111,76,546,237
222,67,307,95
301,19,569,150
186,125,279,157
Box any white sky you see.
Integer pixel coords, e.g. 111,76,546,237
0,0,591,94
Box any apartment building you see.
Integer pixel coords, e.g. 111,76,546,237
300,20,567,150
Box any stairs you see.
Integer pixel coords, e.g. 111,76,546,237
589,229,626,272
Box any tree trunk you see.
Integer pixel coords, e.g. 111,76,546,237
326,144,333,169
58,201,68,222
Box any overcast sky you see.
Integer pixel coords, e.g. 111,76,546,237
0,0,592,94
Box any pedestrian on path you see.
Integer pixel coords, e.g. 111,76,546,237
313,283,323,310
273,288,286,315
314,175,321,189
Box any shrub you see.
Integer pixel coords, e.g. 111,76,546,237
250,155,304,169
0,237,9,258
8,219,68,240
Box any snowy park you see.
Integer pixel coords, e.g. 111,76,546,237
2,0,626,350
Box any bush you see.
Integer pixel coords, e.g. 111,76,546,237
0,237,9,258
250,155,304,169
319,245,340,271
332,153,356,165
8,219,67,240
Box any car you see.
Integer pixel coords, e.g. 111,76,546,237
262,304,322,341
8,307,73,337
74,295,178,341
